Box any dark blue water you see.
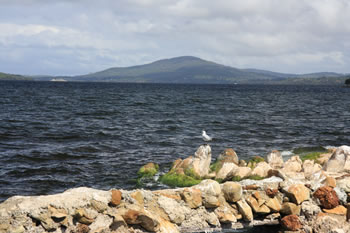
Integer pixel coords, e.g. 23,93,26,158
1,81,349,203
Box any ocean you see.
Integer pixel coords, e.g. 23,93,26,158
0,81,349,231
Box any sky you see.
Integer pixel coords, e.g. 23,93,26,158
0,0,350,76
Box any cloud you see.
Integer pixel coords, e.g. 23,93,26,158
0,0,349,75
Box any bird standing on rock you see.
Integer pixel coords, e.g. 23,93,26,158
202,130,212,141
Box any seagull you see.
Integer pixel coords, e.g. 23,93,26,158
202,130,212,141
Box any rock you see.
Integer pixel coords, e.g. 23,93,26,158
74,208,95,225
336,177,350,193
265,188,278,198
246,195,270,215
90,200,108,213
303,160,322,178
236,199,253,222
265,197,282,212
285,184,310,205
280,202,301,215
323,145,350,172
317,153,332,165
214,204,237,223
29,211,57,231
181,188,202,209
218,148,239,165
131,190,145,206
180,207,219,230
195,179,221,208
334,187,347,204
110,189,122,206
137,162,159,177
235,166,252,179
251,162,272,178
313,186,339,209
222,182,242,203
267,150,284,169
216,162,239,181
157,195,191,224
239,159,247,167
283,156,302,173
301,201,321,220
323,176,337,188
76,223,90,233
110,214,127,230
89,215,113,232
281,214,302,231
323,205,347,215
192,144,212,178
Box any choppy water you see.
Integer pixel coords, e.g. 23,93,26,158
1,81,349,204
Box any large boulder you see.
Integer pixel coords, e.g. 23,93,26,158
181,188,202,209
285,184,310,205
251,162,271,178
323,145,350,172
236,199,253,222
302,160,322,178
194,180,221,208
235,166,252,179
267,150,284,169
222,182,242,203
215,162,239,181
192,144,212,177
282,156,302,173
217,148,239,165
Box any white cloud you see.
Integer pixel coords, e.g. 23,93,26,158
0,0,350,75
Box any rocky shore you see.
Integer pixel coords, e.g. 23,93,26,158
1,145,350,233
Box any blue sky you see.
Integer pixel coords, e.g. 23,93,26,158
0,0,349,75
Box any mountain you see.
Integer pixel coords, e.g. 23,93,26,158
4,56,348,84
66,56,346,84
0,72,31,81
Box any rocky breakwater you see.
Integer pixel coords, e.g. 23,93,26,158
2,145,350,233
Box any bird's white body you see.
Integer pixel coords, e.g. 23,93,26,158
202,130,212,141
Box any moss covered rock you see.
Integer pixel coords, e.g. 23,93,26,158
137,163,159,178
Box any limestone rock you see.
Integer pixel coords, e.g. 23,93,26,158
313,186,339,209
88,215,113,232
267,150,284,169
283,156,302,173
222,182,242,203
301,201,321,220
336,176,350,193
157,195,191,224
322,176,336,188
90,200,108,213
323,145,350,172
323,205,347,215
110,189,122,206
236,199,253,222
214,204,237,223
251,162,272,178
181,188,202,209
192,144,212,178
265,197,281,212
235,166,252,179
280,202,301,215
303,159,322,178
216,162,239,181
195,179,221,208
74,208,97,225
246,195,270,215
281,214,302,231
317,153,332,165
285,184,310,205
218,148,239,165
